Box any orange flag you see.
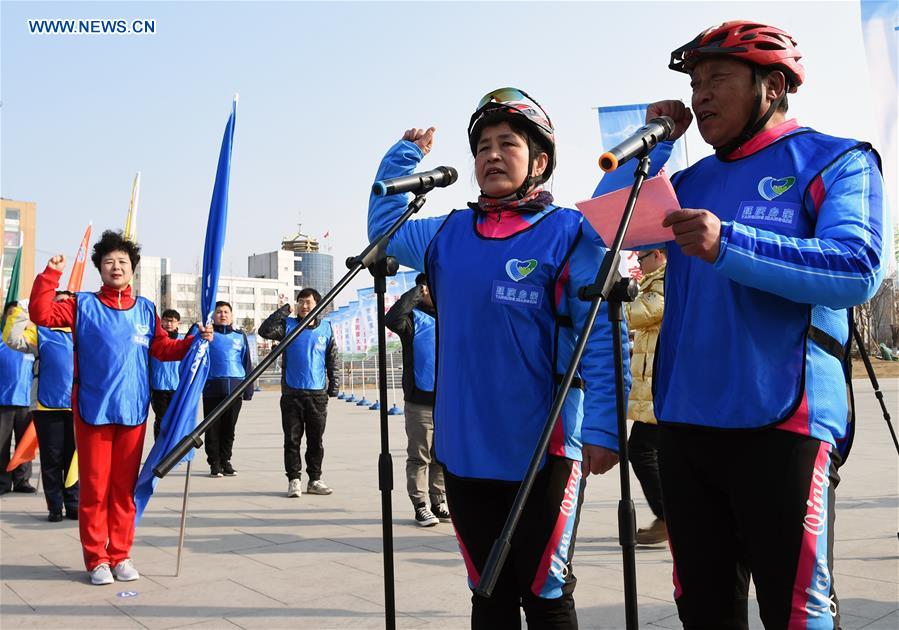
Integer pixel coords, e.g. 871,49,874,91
5,416,36,472
67,222,92,292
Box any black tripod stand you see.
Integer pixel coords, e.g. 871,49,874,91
474,155,653,630
155,192,433,630
852,323,899,455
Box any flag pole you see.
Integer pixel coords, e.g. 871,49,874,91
175,460,192,576
171,97,237,574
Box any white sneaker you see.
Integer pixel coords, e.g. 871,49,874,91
287,478,302,498
112,558,140,582
306,480,332,495
89,563,114,585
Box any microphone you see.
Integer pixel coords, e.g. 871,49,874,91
598,117,675,172
372,166,458,196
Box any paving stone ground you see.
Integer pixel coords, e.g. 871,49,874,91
2,379,897,629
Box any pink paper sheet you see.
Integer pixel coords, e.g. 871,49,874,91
575,173,680,250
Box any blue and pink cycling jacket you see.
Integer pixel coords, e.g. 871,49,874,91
369,139,629,482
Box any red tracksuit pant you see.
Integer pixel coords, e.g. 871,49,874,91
74,418,147,570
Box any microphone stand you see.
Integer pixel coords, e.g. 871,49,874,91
475,155,652,630
852,324,899,455
155,192,433,630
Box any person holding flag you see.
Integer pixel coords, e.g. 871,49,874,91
29,230,212,585
625,21,886,628
3,292,79,521
368,88,626,627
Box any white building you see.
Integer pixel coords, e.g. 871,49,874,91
136,256,290,333
133,255,171,310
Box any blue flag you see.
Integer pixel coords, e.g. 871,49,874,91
592,103,686,198
134,98,238,523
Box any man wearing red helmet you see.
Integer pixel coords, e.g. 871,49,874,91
637,21,887,629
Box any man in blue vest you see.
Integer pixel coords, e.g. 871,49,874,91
150,309,182,439
203,301,253,478
385,274,448,527
259,288,339,497
0,301,36,495
642,21,886,629
3,294,79,521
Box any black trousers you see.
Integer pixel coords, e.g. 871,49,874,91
203,395,242,467
280,391,328,481
627,421,664,520
0,405,32,491
446,456,585,630
150,389,176,440
659,425,841,630
32,410,78,513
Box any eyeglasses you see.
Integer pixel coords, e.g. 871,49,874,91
637,252,656,262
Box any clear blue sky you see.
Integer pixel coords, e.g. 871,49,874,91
2,1,893,305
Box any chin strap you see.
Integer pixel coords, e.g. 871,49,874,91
715,67,786,159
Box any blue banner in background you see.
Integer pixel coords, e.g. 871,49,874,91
597,103,688,175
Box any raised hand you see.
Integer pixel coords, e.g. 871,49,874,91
48,254,66,272
647,100,693,141
402,127,437,156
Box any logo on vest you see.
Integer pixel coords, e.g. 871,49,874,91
316,335,327,348
757,175,796,200
492,281,543,308
232,338,243,351
505,258,538,282
738,201,800,228
133,323,150,347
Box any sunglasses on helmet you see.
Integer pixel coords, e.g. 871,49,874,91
474,87,554,131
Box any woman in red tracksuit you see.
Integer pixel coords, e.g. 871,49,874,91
29,230,212,585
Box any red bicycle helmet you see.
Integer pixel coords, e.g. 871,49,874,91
669,21,804,92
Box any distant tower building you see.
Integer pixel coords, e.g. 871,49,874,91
248,228,334,309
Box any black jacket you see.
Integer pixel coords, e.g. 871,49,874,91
385,285,435,406
259,305,340,397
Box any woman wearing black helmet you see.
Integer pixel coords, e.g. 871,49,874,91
368,88,626,628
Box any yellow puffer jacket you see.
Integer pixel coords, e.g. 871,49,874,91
625,264,665,424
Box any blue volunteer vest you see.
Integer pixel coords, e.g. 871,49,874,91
75,292,155,426
36,327,74,409
283,318,332,390
657,130,865,430
0,337,34,407
208,330,246,379
425,207,581,481
150,334,183,391
411,309,435,393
